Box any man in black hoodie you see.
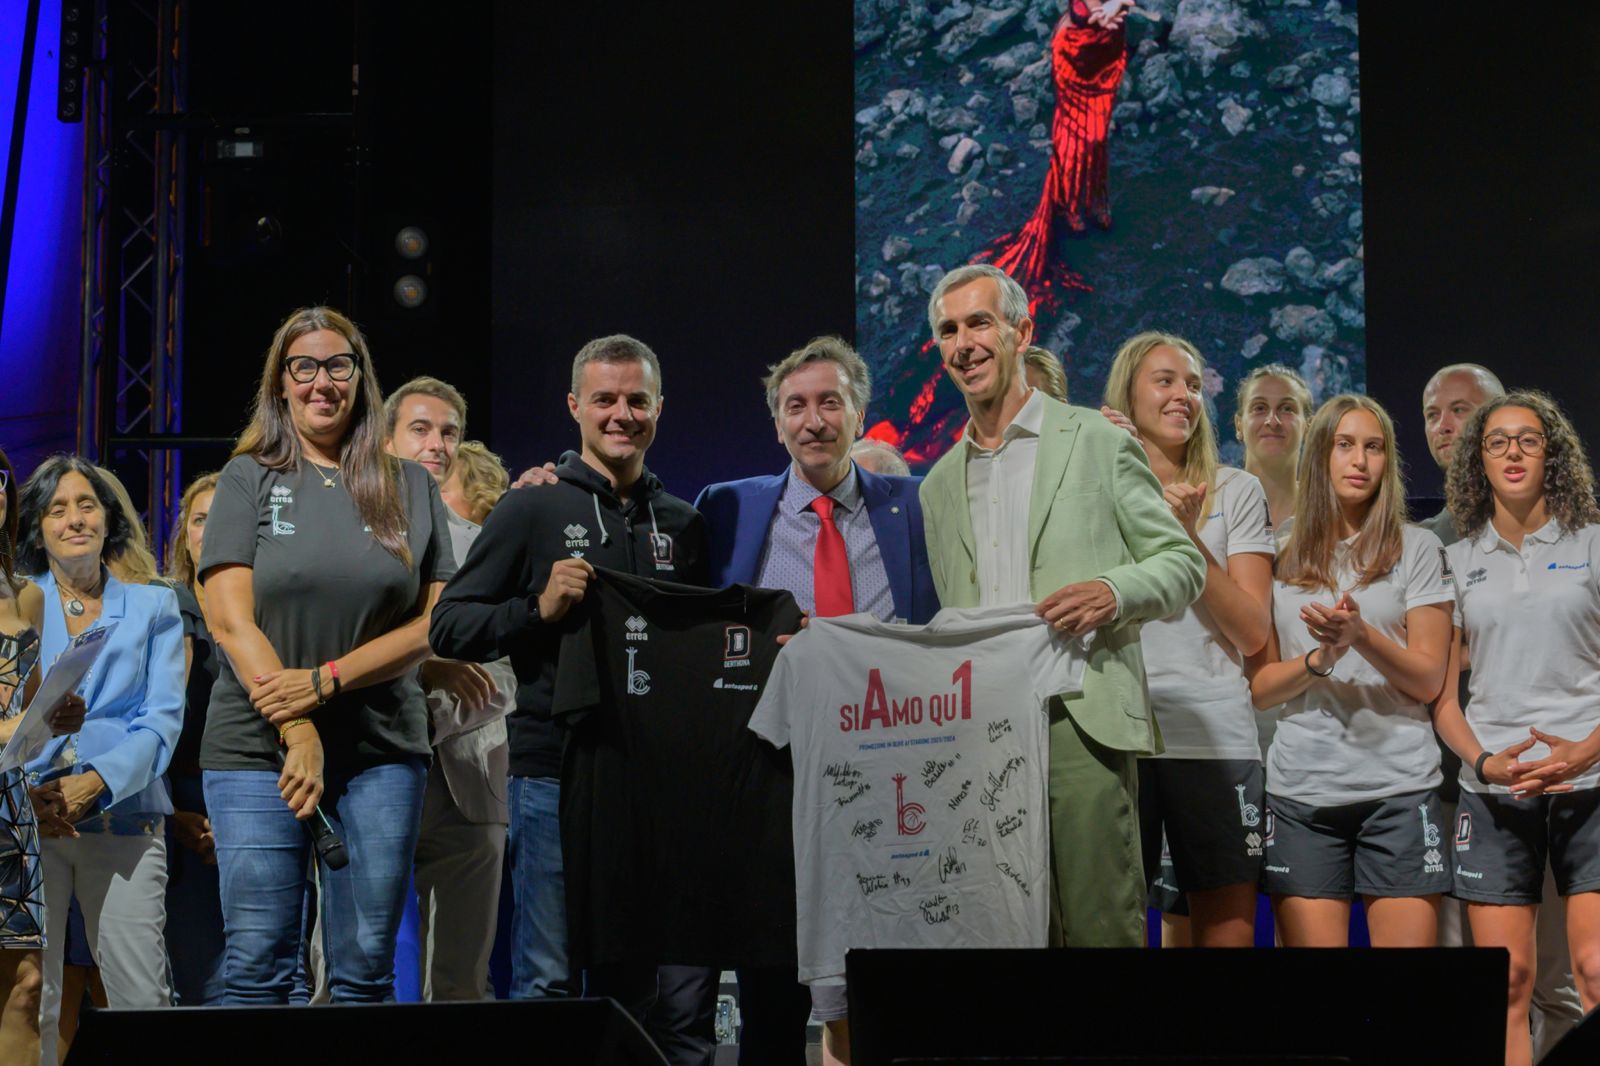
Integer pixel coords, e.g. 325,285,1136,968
429,335,707,1041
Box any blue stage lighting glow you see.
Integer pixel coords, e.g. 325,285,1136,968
0,0,85,478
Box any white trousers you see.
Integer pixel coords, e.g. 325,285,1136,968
40,830,171,1064
413,758,506,1000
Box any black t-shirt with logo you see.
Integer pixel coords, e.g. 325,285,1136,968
198,454,457,771
429,452,708,780
170,581,219,778
552,567,802,969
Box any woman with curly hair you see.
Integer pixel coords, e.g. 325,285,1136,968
1431,390,1600,1066
1245,395,1454,947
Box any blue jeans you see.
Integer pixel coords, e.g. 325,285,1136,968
205,759,426,1004
507,775,573,998
165,774,225,1005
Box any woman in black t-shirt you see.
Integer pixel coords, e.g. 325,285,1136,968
199,307,455,1004
161,471,224,1005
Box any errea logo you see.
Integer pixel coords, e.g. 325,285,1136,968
625,616,649,641
564,524,590,549
1465,567,1487,588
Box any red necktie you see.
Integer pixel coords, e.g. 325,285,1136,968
811,496,854,617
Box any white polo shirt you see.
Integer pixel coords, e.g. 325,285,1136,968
1142,467,1276,761
1267,525,1456,805
1448,519,1600,794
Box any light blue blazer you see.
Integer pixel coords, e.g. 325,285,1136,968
27,569,184,816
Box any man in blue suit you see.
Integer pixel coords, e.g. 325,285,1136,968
694,335,936,1065
696,336,936,626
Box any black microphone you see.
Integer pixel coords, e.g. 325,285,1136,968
275,747,350,870
307,806,350,870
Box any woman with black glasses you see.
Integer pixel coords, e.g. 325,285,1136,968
200,307,455,1004
1432,390,1600,1066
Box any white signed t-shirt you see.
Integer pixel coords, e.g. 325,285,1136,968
749,605,1090,984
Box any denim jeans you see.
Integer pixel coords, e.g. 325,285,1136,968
506,775,573,998
165,774,226,1005
205,759,426,1004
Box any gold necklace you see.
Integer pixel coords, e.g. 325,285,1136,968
307,459,340,489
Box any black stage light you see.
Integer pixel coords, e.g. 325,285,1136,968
393,273,428,309
58,2,87,122
394,225,428,259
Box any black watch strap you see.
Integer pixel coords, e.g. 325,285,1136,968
1474,749,1493,785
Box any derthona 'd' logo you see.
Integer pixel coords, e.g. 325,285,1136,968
650,532,674,570
724,624,751,667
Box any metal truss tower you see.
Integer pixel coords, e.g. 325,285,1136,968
77,0,187,561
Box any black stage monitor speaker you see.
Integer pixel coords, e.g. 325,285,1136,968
67,997,669,1066
1543,1006,1600,1066
847,948,1507,1066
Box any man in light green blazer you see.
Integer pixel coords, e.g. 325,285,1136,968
919,264,1206,946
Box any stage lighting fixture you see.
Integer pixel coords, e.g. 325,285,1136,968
394,226,428,259
57,3,87,122
217,136,267,160
394,274,428,309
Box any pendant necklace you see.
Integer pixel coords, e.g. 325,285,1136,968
308,459,340,489
59,576,99,617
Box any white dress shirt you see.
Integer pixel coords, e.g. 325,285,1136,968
964,389,1044,606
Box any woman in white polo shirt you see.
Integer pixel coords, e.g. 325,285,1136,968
1103,332,1275,947
1246,394,1455,946
1431,390,1600,1066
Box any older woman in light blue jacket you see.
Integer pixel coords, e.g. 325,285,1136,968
17,455,183,1062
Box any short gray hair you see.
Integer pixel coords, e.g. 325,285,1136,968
763,336,872,417
850,438,910,477
571,334,663,400
926,264,1030,335
1423,363,1505,404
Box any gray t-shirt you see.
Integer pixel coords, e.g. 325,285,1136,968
199,454,456,771
1419,506,1463,547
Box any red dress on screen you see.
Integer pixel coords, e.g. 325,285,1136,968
982,8,1127,300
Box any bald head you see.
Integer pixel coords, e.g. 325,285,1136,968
1422,363,1505,469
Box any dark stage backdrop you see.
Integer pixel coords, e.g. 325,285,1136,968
487,1,1600,503
1361,5,1600,500
488,2,855,493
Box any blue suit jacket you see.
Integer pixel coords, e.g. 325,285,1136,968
694,463,939,625
28,569,184,816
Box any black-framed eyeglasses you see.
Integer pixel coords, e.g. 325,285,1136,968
1482,431,1547,458
285,354,357,383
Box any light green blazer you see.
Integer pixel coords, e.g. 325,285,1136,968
919,397,1205,754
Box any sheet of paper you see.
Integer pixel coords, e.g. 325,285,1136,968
0,622,117,774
